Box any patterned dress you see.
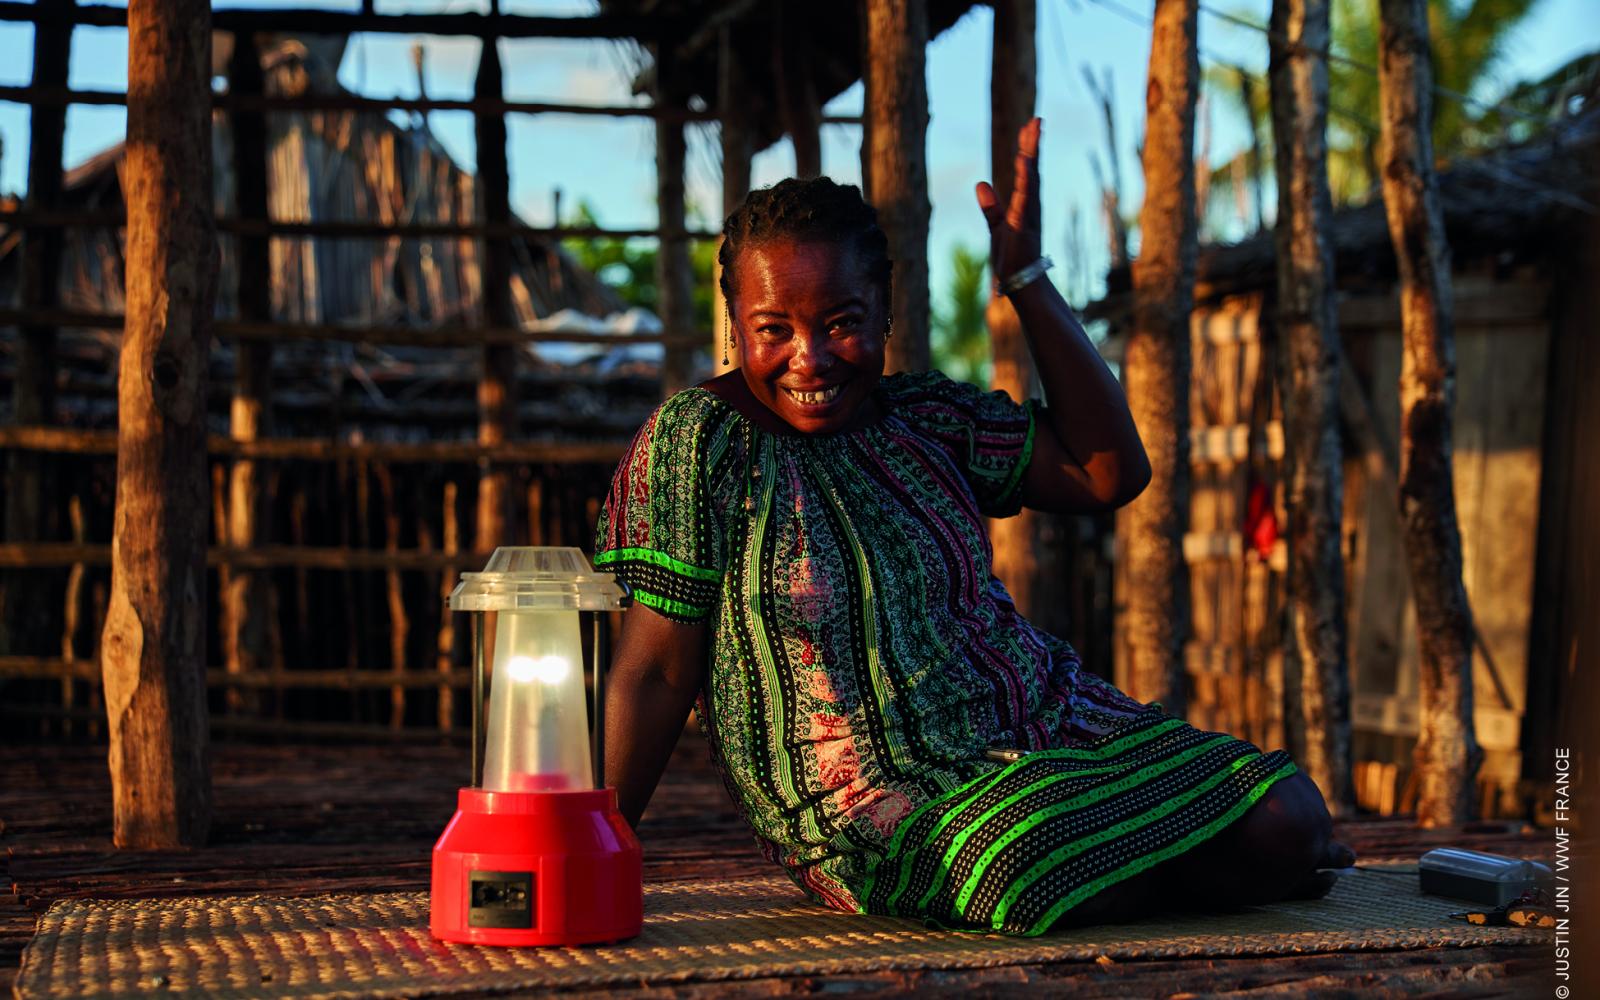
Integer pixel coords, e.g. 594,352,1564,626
595,369,1298,935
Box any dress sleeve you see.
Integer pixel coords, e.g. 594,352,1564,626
594,391,726,624
895,370,1040,518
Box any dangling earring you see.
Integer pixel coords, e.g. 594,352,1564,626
885,314,894,340
722,304,732,366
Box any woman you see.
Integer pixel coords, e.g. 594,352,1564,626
595,118,1354,935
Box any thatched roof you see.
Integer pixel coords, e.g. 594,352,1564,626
1088,106,1600,317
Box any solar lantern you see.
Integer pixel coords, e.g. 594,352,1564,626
430,547,640,947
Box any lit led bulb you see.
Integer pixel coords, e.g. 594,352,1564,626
506,655,570,685
480,611,591,791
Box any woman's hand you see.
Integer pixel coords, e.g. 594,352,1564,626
973,116,1152,515
975,117,1044,290
605,603,709,828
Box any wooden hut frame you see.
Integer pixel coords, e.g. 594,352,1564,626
0,0,965,744
0,6,715,740
1093,108,1600,817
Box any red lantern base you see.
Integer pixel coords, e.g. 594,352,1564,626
430,786,642,947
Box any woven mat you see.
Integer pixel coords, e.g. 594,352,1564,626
15,862,1548,999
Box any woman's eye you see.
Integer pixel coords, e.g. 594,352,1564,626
830,317,863,334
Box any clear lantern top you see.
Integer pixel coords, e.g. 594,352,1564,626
448,546,627,612
448,548,626,793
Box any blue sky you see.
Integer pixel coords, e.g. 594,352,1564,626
0,0,1594,308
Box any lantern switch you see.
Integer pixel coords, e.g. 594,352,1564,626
468,870,535,928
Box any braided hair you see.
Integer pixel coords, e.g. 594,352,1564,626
717,176,893,302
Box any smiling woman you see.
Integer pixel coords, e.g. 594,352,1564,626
728,240,888,435
717,176,894,435
594,133,1352,935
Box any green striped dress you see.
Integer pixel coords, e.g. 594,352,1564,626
595,369,1297,935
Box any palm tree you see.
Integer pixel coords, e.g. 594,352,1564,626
561,199,718,331
1202,0,1545,216
931,244,992,386
1327,0,1542,193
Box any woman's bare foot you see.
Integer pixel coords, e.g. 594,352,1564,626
1284,839,1358,901
1051,770,1356,927
1049,859,1170,928
1169,771,1356,910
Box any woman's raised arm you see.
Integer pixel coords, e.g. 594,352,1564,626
976,117,1152,514
604,604,709,828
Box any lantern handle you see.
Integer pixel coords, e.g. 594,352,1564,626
592,581,633,790
470,610,486,789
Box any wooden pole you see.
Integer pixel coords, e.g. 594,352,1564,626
0,541,534,571
0,209,726,242
2,0,71,659
223,29,274,714
0,5,673,40
437,480,459,733
718,25,752,213
338,460,360,683
354,457,375,711
654,29,697,396
0,80,785,122
526,477,545,546
13,0,69,412
1195,96,1213,232
1375,0,1481,827
1116,0,1199,714
863,0,931,374
1267,0,1353,812
100,0,215,848
474,35,516,551
713,22,752,376
986,0,1051,623
60,494,85,737
375,464,408,730
0,306,707,348
1238,71,1266,233
0,426,631,464
857,1,873,197
289,484,311,674
772,0,821,178
1081,67,1129,271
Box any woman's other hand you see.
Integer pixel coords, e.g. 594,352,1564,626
605,604,708,828
975,117,1043,289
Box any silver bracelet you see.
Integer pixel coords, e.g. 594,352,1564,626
999,255,1054,295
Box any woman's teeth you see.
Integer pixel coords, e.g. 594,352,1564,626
785,385,842,405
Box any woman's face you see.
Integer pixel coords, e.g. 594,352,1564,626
729,239,888,435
